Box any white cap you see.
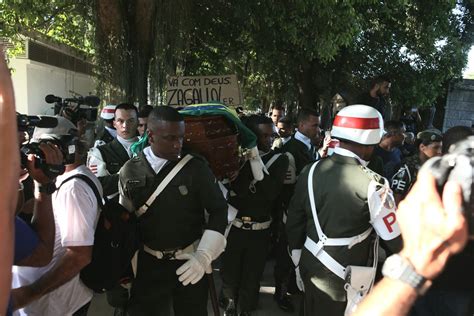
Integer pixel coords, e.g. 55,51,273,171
100,105,116,120
32,116,77,142
331,104,384,145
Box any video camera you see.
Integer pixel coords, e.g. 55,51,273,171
17,114,70,179
426,136,474,238
46,94,100,124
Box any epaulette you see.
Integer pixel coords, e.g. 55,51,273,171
360,165,383,183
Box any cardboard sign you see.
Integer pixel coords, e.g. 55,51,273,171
166,75,242,106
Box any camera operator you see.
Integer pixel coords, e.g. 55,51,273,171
352,169,468,316
12,117,102,316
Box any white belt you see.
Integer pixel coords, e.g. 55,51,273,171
232,218,272,230
304,237,346,279
143,241,197,260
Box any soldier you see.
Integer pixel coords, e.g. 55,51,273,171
286,105,402,315
87,103,138,200
273,107,322,312
220,115,289,316
391,129,442,204
118,106,228,316
94,104,117,147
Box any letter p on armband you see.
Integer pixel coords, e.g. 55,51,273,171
373,211,401,240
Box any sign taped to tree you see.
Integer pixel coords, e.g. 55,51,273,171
166,75,242,107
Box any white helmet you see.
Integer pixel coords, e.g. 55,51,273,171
100,104,116,120
331,104,384,145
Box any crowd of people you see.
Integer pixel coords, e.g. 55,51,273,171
1,46,472,316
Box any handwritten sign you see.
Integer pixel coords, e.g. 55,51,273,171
166,75,242,106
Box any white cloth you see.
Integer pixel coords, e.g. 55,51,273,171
333,147,369,167
12,166,102,316
143,146,169,174
116,135,137,158
294,131,312,150
104,126,117,139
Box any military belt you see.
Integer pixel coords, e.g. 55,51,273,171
232,217,272,230
143,240,197,260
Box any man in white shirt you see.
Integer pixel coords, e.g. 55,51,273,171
12,116,102,316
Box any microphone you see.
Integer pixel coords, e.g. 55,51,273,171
27,116,58,128
45,94,62,104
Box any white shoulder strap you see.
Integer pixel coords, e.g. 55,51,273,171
136,154,193,217
305,161,373,279
249,153,282,192
265,153,281,169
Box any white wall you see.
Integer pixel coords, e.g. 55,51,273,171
10,58,95,115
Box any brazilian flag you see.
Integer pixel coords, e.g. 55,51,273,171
130,102,256,156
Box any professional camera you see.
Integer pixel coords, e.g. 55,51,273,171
18,115,76,179
45,94,100,124
425,136,474,238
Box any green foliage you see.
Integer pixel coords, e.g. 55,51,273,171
1,0,473,115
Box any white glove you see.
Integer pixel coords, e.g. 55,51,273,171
176,230,226,286
295,266,305,292
291,249,304,291
248,146,266,181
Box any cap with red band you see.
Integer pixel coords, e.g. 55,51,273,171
100,104,116,120
331,104,384,145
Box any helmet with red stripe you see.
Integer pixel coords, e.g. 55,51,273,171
331,105,384,145
100,104,116,120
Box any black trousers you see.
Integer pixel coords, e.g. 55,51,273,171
221,226,271,312
128,251,209,316
300,265,346,316
273,220,295,290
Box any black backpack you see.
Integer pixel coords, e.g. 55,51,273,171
58,174,139,293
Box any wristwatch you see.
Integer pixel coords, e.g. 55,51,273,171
38,182,57,195
382,254,431,295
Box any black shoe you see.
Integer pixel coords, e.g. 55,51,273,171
223,298,237,316
239,312,252,316
273,291,294,313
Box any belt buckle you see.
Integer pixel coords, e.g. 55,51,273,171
161,249,177,260
241,216,252,221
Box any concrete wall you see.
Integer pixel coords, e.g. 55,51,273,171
10,58,95,115
443,79,474,131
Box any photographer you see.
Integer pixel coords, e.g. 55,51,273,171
353,169,468,316
12,117,102,315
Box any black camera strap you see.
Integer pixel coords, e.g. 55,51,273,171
57,174,105,210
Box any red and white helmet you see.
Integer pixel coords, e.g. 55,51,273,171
331,105,384,145
100,104,116,120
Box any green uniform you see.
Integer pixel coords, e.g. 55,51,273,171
286,153,402,315
221,151,289,312
274,135,316,299
390,153,422,199
119,151,227,316
87,138,131,197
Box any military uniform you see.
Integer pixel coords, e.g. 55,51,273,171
119,148,227,316
221,151,289,313
286,149,402,315
94,126,115,147
87,138,133,198
390,153,421,200
273,132,318,306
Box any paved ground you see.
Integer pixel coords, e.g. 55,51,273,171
88,259,302,315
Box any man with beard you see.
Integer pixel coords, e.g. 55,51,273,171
356,75,391,119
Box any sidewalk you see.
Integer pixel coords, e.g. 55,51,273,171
88,259,302,315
